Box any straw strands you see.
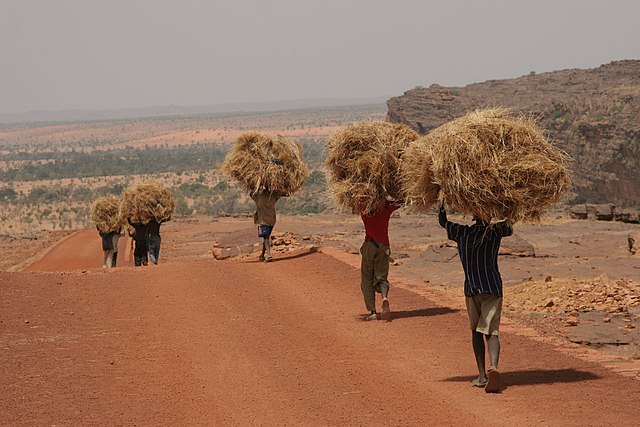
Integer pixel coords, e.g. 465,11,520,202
221,132,308,195
325,121,419,214
119,181,175,224
403,108,571,222
91,195,122,233
400,139,440,212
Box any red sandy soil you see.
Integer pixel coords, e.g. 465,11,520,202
2,227,640,425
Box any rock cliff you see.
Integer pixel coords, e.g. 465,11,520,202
387,60,640,206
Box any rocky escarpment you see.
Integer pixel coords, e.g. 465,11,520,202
387,60,640,207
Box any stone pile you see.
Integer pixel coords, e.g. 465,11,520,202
506,275,640,316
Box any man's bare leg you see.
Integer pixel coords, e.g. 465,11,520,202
471,331,488,386
485,334,501,393
259,239,266,262
380,281,391,321
264,237,272,261
487,335,500,371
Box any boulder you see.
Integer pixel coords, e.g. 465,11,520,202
615,208,640,224
586,204,615,221
499,234,535,257
628,232,640,255
568,204,588,220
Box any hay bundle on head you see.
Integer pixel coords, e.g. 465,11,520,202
221,132,308,195
399,137,440,212
119,181,175,224
91,195,122,233
410,107,571,222
325,121,419,214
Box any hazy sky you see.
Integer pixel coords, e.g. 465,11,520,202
2,0,639,113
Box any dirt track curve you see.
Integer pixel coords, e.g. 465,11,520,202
2,229,640,425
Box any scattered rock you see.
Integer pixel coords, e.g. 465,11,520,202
499,234,535,257
506,276,640,315
565,316,579,326
628,232,640,255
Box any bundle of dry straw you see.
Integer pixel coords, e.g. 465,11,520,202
91,195,122,233
402,108,571,222
221,132,308,195
325,121,419,214
119,181,175,224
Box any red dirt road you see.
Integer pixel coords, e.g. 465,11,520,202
25,230,131,272
2,233,640,425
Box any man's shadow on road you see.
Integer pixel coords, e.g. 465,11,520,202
269,248,318,262
390,307,458,320
443,368,600,391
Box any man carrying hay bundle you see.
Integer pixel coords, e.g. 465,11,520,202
251,189,283,262
325,121,419,321
439,205,512,393
120,181,174,267
358,199,401,321
147,218,164,265
221,132,308,262
91,195,122,269
128,218,150,267
407,107,570,393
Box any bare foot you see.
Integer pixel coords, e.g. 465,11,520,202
472,376,488,387
381,299,391,321
258,255,265,262
485,369,500,393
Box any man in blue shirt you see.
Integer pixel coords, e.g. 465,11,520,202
439,204,512,393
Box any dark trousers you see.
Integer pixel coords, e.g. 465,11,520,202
148,235,161,264
134,239,148,266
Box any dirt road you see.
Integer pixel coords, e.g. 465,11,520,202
25,229,132,272
2,235,640,425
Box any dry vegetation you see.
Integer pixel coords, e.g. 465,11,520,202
0,105,385,234
325,121,419,214
91,195,121,232
119,181,175,224
403,108,571,222
221,132,308,196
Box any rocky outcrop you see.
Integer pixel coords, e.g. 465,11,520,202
567,204,639,223
387,60,640,207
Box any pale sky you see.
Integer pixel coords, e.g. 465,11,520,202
1,0,639,114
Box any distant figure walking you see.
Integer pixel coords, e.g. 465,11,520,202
98,227,115,269
439,204,512,393
250,189,283,262
147,219,163,265
359,200,399,321
111,227,121,268
128,218,149,267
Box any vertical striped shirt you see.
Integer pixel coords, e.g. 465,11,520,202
445,220,513,297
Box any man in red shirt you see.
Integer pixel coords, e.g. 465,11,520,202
359,201,399,321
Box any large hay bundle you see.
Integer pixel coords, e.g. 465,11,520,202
403,108,571,222
400,138,440,212
325,121,419,214
221,132,308,195
91,195,122,232
119,181,175,224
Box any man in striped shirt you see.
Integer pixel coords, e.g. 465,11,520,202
439,204,512,393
